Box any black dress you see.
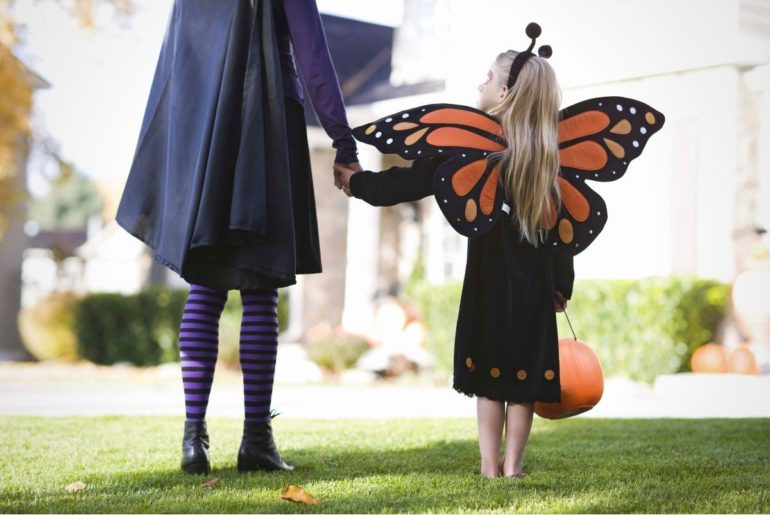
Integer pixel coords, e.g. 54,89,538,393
350,157,575,403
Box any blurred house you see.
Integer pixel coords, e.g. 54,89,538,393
333,0,770,333
13,0,769,350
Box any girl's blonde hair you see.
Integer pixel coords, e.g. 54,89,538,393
488,50,561,246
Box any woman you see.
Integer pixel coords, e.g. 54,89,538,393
116,0,360,474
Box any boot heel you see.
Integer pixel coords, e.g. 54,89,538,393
237,420,294,472
181,421,211,475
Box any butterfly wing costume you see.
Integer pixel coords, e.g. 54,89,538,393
353,98,665,254
349,23,665,402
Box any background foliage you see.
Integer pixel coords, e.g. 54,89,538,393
19,287,290,366
405,276,729,382
0,0,135,242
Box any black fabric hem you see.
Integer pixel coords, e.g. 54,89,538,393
452,380,561,404
116,218,314,291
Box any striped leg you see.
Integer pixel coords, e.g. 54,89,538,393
239,288,279,423
179,284,227,422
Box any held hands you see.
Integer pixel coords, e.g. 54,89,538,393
333,161,361,197
554,291,568,313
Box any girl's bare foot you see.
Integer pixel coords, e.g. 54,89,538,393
501,459,525,478
480,462,501,478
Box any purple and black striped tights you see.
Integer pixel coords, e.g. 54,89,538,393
179,283,279,423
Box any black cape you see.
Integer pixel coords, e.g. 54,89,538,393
116,0,319,290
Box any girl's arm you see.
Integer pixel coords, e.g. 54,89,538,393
346,157,443,206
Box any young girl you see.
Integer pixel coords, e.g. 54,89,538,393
116,0,360,474
335,48,574,478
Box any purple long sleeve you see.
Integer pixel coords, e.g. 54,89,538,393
281,0,358,163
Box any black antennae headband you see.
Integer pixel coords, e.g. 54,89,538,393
506,22,553,89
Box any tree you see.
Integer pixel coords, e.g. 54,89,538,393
28,164,104,231
0,0,135,243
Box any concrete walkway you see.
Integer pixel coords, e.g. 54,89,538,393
2,361,769,419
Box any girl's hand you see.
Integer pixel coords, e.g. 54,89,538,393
333,162,359,196
554,291,567,312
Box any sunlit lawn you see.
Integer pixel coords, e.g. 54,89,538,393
1,417,768,513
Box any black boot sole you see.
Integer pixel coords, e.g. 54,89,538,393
182,461,211,475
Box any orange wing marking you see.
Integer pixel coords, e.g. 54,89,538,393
558,177,590,222
427,128,505,152
603,138,625,159
560,141,608,171
610,120,631,134
479,164,499,215
558,111,610,144
465,199,478,222
451,160,486,196
559,219,574,244
394,122,419,131
405,127,429,146
420,108,503,137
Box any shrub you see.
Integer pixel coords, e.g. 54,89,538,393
405,276,729,382
307,333,371,374
73,287,289,367
74,289,185,365
18,292,79,361
558,277,729,382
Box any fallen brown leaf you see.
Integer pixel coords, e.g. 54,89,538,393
281,485,320,506
65,481,86,493
200,478,221,489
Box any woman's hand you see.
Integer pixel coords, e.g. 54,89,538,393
554,290,567,312
333,162,360,196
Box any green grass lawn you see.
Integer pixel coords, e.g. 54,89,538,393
1,417,768,513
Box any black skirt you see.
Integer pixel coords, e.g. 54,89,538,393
116,0,320,291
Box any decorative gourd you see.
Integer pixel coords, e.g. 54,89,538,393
690,342,727,373
727,345,758,375
535,338,604,419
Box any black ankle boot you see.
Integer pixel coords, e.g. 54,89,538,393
181,421,211,475
237,420,294,472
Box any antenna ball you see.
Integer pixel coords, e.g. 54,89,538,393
538,45,553,58
525,22,541,39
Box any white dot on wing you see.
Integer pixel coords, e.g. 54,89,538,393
630,107,637,114
402,113,410,118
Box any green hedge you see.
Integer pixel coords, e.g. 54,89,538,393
559,277,729,382
73,287,288,367
405,276,729,382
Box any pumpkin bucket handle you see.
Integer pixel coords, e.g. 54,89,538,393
562,308,578,341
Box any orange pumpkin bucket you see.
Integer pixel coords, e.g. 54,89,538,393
535,311,604,419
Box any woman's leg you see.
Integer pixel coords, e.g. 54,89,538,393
239,288,279,422
179,283,227,474
237,288,292,472
477,396,505,478
502,402,534,477
180,284,227,421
